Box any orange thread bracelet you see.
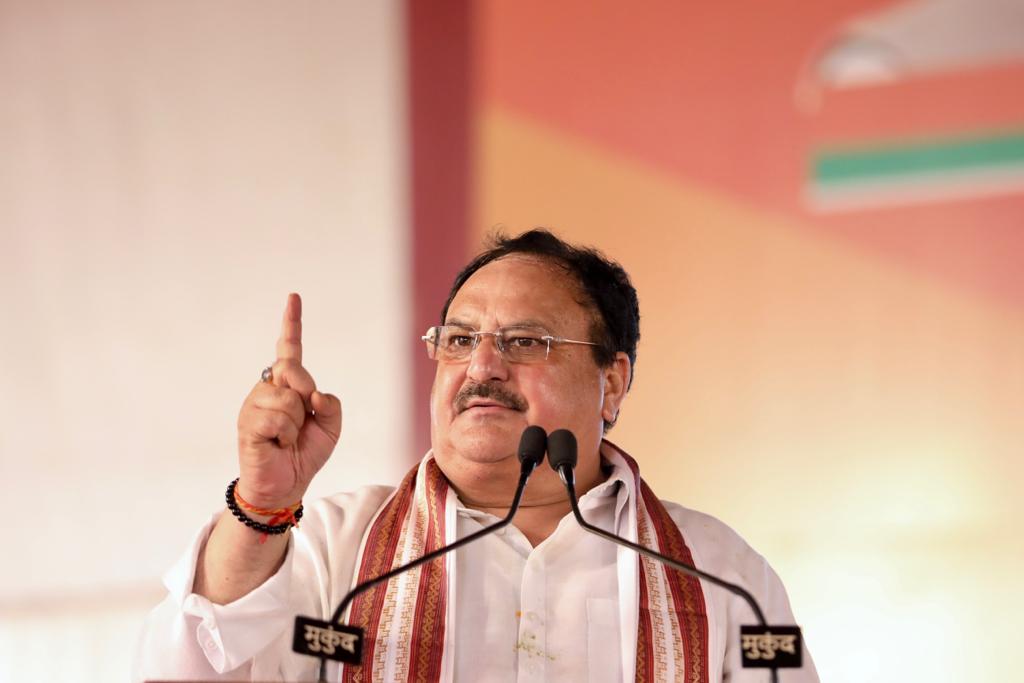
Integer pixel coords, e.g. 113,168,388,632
226,478,303,544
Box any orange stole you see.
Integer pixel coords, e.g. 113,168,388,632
634,476,710,683
342,460,449,683
341,449,709,682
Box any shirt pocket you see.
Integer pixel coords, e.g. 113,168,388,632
586,598,622,683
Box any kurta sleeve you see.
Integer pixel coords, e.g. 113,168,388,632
132,485,394,683
667,502,821,683
131,512,301,681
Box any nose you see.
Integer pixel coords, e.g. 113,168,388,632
466,332,509,382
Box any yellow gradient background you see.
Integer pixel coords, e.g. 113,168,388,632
473,107,1024,682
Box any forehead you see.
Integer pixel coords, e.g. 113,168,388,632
446,255,590,329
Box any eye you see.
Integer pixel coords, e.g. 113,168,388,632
507,335,543,348
440,327,477,348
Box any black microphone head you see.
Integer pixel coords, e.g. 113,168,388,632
547,429,578,472
517,425,548,468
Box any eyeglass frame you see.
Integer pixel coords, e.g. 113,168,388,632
422,324,599,363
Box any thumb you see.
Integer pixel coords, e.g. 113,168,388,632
310,390,342,441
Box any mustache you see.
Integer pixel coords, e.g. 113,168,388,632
454,382,528,413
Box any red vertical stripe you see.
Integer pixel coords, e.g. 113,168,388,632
635,560,656,683
407,0,474,459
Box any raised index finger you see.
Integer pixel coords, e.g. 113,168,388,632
276,292,303,363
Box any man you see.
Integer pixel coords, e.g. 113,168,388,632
135,230,818,682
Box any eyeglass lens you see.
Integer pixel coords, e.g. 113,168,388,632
428,326,550,362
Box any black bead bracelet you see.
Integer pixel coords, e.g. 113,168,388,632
225,478,303,536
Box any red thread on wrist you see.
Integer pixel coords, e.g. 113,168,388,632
234,486,302,544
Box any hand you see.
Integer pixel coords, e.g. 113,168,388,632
235,293,342,508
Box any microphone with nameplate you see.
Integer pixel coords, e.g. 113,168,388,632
291,425,549,681
546,428,803,680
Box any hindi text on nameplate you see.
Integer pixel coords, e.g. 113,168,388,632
292,616,363,664
739,625,802,668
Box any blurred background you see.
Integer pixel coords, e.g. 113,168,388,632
1,1,1021,681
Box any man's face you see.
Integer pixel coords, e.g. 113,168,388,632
429,255,622,481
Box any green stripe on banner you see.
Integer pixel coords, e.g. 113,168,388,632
814,131,1024,184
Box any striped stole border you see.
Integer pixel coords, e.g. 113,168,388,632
623,449,710,683
340,446,706,683
342,460,450,683
635,559,655,683
408,460,449,681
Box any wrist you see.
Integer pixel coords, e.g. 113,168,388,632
225,478,303,543
235,478,303,511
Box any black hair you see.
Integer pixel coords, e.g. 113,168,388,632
440,229,640,427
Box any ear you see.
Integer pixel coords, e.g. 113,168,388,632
601,352,632,426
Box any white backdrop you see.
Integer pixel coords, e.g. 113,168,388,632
0,1,408,679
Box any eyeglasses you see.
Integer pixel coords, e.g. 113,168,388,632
422,325,598,363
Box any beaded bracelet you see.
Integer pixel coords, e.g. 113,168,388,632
225,478,303,544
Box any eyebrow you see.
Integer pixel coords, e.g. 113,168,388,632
443,318,553,330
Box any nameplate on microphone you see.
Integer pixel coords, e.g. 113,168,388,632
739,625,802,668
292,616,363,664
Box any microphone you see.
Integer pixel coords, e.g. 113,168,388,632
547,429,802,682
292,425,549,681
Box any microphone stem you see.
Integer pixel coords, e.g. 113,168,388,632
560,467,781,683
316,463,536,683
329,463,534,625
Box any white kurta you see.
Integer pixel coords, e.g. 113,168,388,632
133,452,819,682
